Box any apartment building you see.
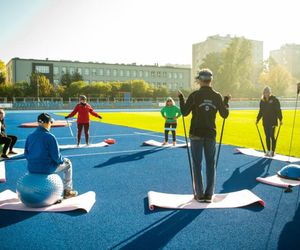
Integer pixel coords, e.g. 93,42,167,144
270,44,300,79
192,34,263,78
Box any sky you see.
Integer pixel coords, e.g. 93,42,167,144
0,0,299,65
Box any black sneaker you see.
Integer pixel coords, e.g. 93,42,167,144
204,195,212,203
1,154,9,159
194,194,205,202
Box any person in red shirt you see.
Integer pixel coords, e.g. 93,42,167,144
65,95,102,146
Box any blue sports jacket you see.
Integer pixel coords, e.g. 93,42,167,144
24,126,63,174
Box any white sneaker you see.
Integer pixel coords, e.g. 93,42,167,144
265,151,270,157
269,151,274,157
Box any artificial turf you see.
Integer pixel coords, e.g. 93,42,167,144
58,110,300,157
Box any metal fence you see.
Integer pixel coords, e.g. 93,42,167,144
0,97,299,110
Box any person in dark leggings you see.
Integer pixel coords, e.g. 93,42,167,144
179,69,230,203
65,95,102,146
0,109,18,159
256,86,283,157
160,97,181,146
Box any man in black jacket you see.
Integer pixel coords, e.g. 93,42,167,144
178,69,229,202
256,86,282,157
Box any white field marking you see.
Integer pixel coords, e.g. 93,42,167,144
17,133,142,142
10,148,167,162
134,131,186,143
64,148,167,158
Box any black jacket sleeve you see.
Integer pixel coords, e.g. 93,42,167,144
179,92,194,116
256,100,263,122
218,94,229,119
275,98,283,121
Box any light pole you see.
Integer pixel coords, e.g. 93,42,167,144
37,80,40,108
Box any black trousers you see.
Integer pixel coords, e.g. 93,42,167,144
0,135,18,155
263,125,276,151
164,123,177,142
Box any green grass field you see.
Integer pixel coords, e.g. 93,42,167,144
58,110,300,157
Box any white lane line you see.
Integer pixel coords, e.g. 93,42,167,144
64,148,165,158
10,148,165,162
16,133,143,142
17,131,186,143
134,131,186,143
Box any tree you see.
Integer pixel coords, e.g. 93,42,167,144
152,86,168,97
131,80,150,97
259,64,293,96
65,81,87,97
200,37,257,97
61,72,83,87
200,52,223,90
82,82,112,97
72,72,83,82
14,81,31,97
119,82,131,92
0,60,6,84
60,73,72,87
110,82,121,99
30,72,54,97
0,83,13,98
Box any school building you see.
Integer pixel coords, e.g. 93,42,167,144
6,58,192,90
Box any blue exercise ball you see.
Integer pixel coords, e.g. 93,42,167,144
278,164,300,180
16,173,63,208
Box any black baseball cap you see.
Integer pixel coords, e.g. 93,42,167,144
37,113,54,124
195,69,213,81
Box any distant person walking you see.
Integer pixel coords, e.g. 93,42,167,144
178,68,229,203
160,97,182,146
65,95,102,146
256,86,283,157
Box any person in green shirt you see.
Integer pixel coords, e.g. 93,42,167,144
160,97,182,146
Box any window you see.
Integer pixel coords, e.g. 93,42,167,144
168,72,172,79
62,67,67,74
84,68,89,75
119,69,124,77
99,69,104,76
54,79,59,85
92,69,97,76
139,70,143,77
157,71,161,77
54,67,59,75
126,70,130,77
173,73,178,79
35,65,50,74
162,72,167,78
69,67,75,74
132,70,137,77
77,68,82,74
179,73,183,79
144,71,149,77
106,69,111,76
113,69,117,76
151,71,155,77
